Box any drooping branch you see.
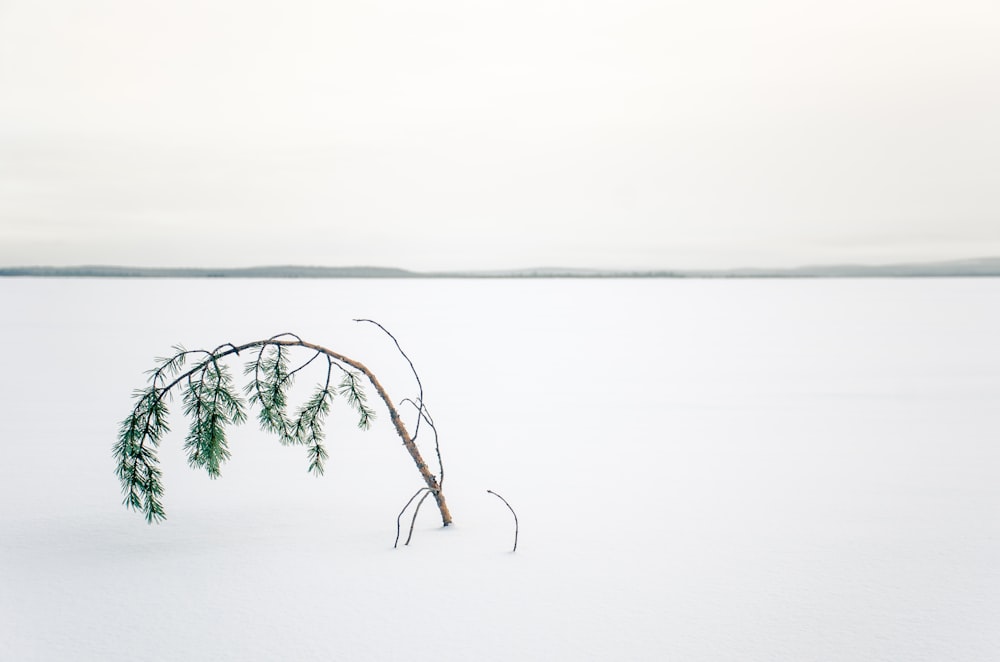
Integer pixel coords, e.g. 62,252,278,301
116,331,452,527
181,357,245,476
291,355,335,476
353,319,450,520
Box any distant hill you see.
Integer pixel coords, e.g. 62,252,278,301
680,256,1000,278
0,265,418,278
2,257,1000,278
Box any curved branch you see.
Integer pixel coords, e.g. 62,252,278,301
405,490,433,546
118,333,453,527
353,319,426,439
267,332,303,343
286,350,322,382
211,342,242,357
394,487,431,548
353,319,423,399
487,490,518,552
283,336,451,526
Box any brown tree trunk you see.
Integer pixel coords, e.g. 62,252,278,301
293,340,453,526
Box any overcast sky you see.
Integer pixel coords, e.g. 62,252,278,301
1,0,998,270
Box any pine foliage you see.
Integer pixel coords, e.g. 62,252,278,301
114,388,169,522
296,383,333,475
245,344,295,443
114,337,380,522
182,359,246,477
338,370,375,430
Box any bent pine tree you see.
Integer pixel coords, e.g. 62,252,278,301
114,328,452,528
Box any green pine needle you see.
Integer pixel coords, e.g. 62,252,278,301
115,339,384,523
338,371,375,430
181,361,245,478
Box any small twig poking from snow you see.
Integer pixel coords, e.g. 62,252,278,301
487,490,518,552
394,487,430,549
406,490,433,546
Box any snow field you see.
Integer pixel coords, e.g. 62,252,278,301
1,278,998,660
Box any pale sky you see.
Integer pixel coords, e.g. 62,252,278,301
1,0,998,270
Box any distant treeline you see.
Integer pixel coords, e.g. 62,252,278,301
0,265,673,278
2,258,1000,279
0,266,418,278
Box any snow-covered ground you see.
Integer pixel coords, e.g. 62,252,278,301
1,278,998,661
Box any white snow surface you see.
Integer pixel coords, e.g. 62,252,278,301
1,278,998,661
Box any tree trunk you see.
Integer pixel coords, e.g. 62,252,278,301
293,340,453,526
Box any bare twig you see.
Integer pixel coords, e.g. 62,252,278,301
354,319,425,438
285,349,323,382
354,319,423,402
400,398,444,489
487,490,518,552
394,487,430,548
406,489,433,546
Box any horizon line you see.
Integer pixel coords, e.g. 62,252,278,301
3,256,1000,278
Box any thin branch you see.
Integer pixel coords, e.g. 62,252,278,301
211,342,242,357
487,490,519,552
405,490,433,546
284,349,323,386
400,397,436,430
426,409,444,490
400,398,444,488
353,319,423,400
394,487,431,548
353,319,425,438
